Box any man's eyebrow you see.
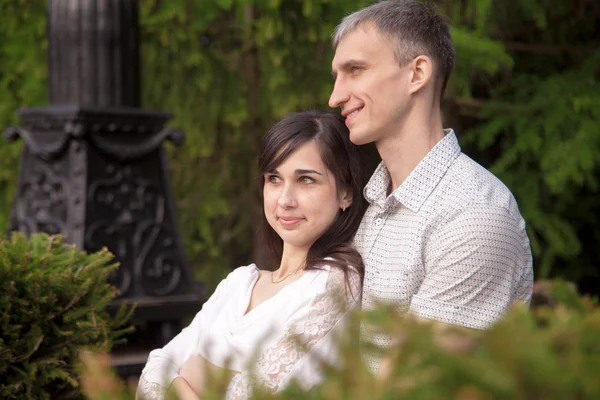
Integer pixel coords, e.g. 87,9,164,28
296,169,323,176
332,59,368,78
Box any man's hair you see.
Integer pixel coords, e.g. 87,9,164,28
332,0,455,97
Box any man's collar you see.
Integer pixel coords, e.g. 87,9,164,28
363,129,461,213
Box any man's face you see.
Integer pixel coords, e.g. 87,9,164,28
329,23,411,145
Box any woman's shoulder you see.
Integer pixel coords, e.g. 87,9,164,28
231,263,260,276
213,264,259,292
230,263,260,280
318,260,362,302
321,258,362,279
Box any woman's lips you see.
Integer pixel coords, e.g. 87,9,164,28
278,217,304,227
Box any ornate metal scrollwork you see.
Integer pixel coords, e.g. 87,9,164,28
85,164,183,297
10,158,68,236
4,125,71,161
89,127,185,161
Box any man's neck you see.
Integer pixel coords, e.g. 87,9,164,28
376,110,445,193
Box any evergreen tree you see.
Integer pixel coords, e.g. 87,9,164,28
0,233,133,399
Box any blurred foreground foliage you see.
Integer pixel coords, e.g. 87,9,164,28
0,233,134,399
1,0,599,292
80,279,600,399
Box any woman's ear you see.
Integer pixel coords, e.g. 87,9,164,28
339,189,353,211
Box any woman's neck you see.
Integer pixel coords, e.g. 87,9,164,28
274,244,309,278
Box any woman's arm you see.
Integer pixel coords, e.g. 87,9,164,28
177,354,215,397
136,313,205,398
167,377,200,400
136,272,236,400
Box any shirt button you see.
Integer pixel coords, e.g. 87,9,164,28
375,218,383,226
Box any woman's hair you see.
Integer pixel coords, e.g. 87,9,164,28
258,110,369,284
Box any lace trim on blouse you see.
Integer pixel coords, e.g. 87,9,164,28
135,376,165,400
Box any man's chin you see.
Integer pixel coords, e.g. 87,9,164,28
349,129,373,146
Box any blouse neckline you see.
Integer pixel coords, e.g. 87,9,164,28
241,264,324,319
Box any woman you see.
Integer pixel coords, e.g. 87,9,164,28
136,110,369,400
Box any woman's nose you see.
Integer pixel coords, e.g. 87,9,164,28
277,186,297,209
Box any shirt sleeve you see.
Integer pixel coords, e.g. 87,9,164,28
409,205,533,329
136,270,235,400
225,267,362,400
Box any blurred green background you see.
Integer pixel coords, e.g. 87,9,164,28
1,0,599,294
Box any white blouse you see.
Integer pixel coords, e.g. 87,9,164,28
136,263,361,400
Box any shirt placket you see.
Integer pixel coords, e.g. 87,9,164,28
364,198,397,267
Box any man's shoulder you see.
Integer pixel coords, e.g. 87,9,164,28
441,153,521,218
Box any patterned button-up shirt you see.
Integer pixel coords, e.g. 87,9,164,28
355,130,533,372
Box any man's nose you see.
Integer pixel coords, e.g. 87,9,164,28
329,79,350,109
277,185,297,209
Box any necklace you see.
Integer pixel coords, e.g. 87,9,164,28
270,268,303,284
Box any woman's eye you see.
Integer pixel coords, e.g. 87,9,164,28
266,175,281,183
299,176,315,184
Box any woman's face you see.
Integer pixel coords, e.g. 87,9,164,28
263,140,350,253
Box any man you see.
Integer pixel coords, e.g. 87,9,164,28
329,0,534,374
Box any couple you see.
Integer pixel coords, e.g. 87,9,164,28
137,1,534,399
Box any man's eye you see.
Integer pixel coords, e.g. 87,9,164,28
350,66,361,72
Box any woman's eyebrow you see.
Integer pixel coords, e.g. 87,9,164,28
295,169,323,176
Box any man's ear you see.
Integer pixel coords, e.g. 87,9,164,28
408,55,433,94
